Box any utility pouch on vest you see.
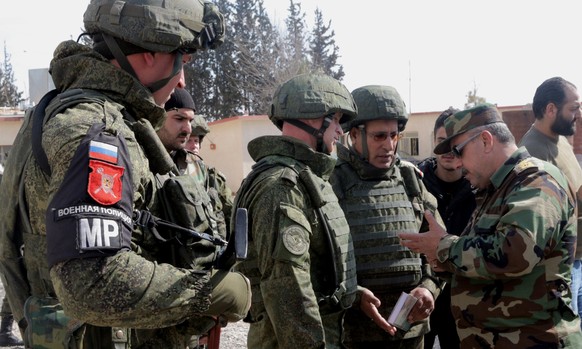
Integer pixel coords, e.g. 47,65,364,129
23,296,85,349
156,175,224,269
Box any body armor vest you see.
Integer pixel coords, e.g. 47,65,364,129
334,162,424,293
153,169,224,271
235,157,358,309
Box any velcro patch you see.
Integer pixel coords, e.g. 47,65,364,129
77,217,122,251
281,225,308,256
89,140,118,164
88,160,124,205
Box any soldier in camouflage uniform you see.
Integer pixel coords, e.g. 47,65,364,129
0,1,251,348
400,103,582,348
233,73,388,349
185,113,234,236
330,85,443,349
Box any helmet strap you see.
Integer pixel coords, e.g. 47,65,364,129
146,51,184,93
357,125,369,161
103,33,183,94
285,115,332,154
103,34,138,79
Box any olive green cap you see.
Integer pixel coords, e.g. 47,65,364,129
433,103,504,154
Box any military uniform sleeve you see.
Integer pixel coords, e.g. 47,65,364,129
418,183,445,298
248,177,326,348
437,173,571,279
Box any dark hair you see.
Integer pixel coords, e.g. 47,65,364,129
434,106,459,137
532,77,576,120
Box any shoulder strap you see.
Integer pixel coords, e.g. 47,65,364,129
31,89,60,177
32,89,108,177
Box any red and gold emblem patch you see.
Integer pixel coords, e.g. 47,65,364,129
88,160,124,205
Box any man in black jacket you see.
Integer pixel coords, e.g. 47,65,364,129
416,107,476,349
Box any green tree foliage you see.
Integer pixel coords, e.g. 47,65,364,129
185,0,345,119
0,43,23,108
309,8,344,80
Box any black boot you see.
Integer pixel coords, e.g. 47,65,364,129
0,315,23,346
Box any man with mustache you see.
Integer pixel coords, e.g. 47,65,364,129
519,76,582,326
330,85,443,349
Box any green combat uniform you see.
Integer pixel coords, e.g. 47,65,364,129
434,105,582,348
233,73,359,349
0,1,250,348
330,85,443,349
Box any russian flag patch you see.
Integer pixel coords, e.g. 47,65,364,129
89,141,118,164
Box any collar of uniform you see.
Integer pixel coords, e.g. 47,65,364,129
50,40,166,130
248,135,336,179
489,147,530,190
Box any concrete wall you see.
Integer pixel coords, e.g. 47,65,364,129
199,115,279,193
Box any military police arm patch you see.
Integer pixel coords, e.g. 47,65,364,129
282,225,309,256
88,159,124,205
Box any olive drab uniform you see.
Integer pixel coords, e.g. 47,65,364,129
0,39,250,349
233,136,358,349
174,149,234,241
330,143,444,346
152,148,226,271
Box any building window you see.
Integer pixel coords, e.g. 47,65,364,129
400,132,419,157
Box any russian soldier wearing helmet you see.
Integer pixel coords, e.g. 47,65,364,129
0,1,250,348
232,73,362,348
330,85,444,348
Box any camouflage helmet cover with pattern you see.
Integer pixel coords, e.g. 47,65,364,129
191,114,210,136
83,0,226,53
268,73,358,130
347,85,408,131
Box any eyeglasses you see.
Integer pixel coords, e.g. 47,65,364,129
451,132,481,158
367,131,401,142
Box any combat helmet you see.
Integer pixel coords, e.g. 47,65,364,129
269,73,357,153
346,85,408,164
191,114,210,142
83,0,225,92
347,85,408,132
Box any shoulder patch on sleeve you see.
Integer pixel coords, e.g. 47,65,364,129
281,225,309,256
88,160,124,205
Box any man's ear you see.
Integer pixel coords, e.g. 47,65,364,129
545,102,558,121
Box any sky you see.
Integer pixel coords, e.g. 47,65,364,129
2,0,582,113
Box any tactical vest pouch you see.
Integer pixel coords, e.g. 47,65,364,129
24,296,85,349
157,175,222,269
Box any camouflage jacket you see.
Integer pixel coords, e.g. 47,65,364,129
173,150,233,234
437,147,582,348
330,143,443,343
233,135,357,349
0,41,214,347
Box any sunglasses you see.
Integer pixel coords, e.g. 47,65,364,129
451,132,481,158
367,131,401,142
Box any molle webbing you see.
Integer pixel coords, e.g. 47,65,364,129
340,168,422,291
